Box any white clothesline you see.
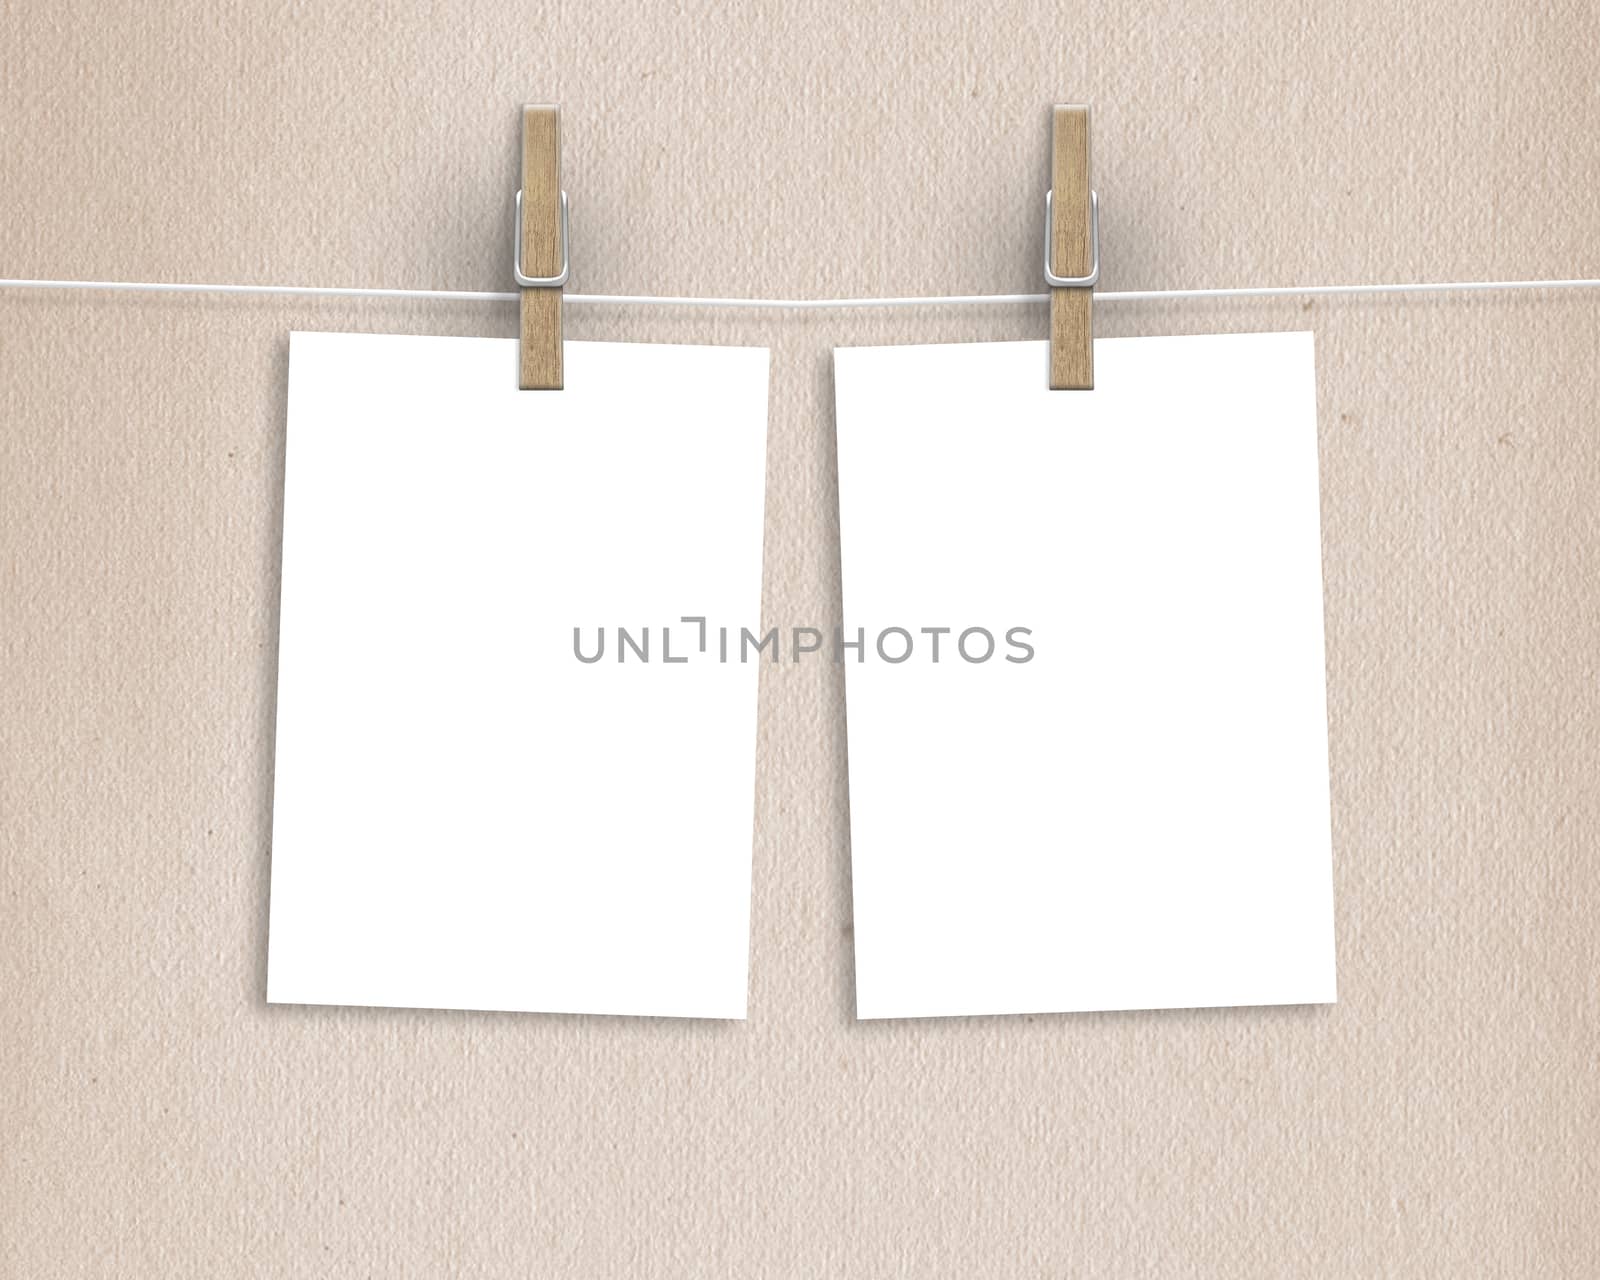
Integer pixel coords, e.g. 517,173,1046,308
2,275,1600,308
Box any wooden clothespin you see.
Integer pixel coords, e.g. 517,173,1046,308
1048,104,1096,390
517,104,566,390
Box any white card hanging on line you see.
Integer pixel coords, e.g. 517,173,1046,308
834,331,1335,1019
268,333,768,1018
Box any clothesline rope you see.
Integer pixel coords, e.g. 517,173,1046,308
3,275,1600,307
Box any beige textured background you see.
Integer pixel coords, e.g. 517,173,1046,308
3,2,1599,1275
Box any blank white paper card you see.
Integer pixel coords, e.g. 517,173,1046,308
268,333,768,1018
835,332,1336,1019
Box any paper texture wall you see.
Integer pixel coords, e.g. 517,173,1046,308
3,1,1597,1274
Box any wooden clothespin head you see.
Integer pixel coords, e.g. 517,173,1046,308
516,104,567,389
1047,104,1098,390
